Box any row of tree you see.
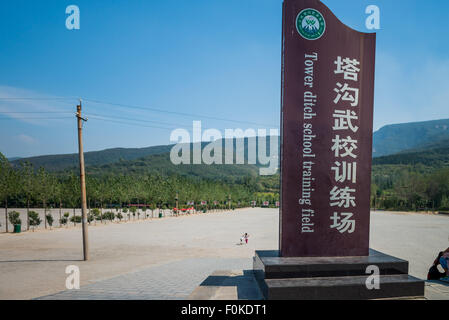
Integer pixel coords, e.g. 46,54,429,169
5,152,447,232
0,153,266,232
6,206,184,232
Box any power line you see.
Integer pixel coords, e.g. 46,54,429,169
88,116,179,131
0,97,77,101
0,113,190,130
0,117,72,120
0,111,73,114
83,98,278,127
85,112,192,129
0,96,279,127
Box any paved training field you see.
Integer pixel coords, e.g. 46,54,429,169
0,208,448,300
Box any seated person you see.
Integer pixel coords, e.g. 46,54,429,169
440,248,449,278
429,250,448,280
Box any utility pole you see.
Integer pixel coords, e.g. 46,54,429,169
76,100,89,261
228,194,231,210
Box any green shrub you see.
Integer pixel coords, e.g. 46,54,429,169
29,211,42,230
70,215,82,223
103,211,115,221
8,211,21,226
90,209,102,221
45,214,54,228
91,208,101,217
59,217,68,226
87,211,95,224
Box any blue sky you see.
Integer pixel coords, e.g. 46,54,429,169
1,0,449,158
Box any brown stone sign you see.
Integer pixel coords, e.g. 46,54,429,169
280,0,376,257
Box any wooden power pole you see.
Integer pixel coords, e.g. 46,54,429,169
76,100,89,261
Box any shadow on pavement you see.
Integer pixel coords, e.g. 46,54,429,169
196,270,263,300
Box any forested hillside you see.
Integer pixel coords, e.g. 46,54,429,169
373,119,449,157
371,134,449,211
11,145,173,172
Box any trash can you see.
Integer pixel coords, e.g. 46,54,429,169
159,212,163,218
14,224,21,233
203,209,207,213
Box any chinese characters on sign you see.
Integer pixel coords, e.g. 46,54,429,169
330,56,360,234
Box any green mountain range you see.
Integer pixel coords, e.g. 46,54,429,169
11,144,173,172
10,138,279,182
372,119,449,157
373,138,449,167
9,118,449,174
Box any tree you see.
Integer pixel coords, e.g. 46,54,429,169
0,153,13,232
103,211,115,222
70,215,82,223
45,214,54,230
129,206,137,220
122,207,129,220
8,211,21,226
91,208,101,222
60,213,70,227
63,173,80,226
37,167,51,229
87,210,95,224
114,177,126,219
103,176,116,221
28,211,42,232
97,180,107,224
86,176,100,215
20,162,35,231
149,203,156,218
120,176,132,220
53,179,64,227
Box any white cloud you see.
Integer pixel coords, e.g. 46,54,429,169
16,134,38,145
0,85,75,126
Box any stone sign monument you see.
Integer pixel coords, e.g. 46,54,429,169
253,0,425,299
280,0,375,257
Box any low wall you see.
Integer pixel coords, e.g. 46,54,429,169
0,208,175,233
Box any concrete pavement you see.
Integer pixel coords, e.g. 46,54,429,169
1,208,448,300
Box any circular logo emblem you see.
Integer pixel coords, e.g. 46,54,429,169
296,8,326,40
